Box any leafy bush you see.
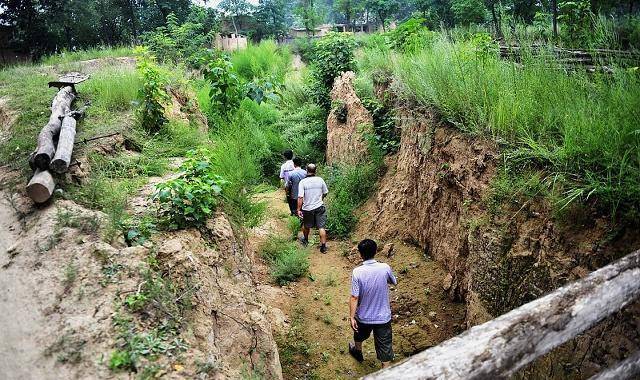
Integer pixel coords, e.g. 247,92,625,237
451,0,488,26
363,100,398,154
142,11,216,67
291,37,316,62
386,17,437,53
261,236,310,285
153,149,227,229
558,0,594,47
202,53,245,121
136,48,169,133
308,32,357,109
310,32,357,89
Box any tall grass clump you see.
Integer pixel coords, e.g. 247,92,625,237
261,236,309,285
325,145,384,238
386,35,640,215
84,66,139,111
231,40,292,83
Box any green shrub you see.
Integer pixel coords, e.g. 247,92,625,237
325,155,383,238
142,12,216,67
202,53,245,121
231,40,292,83
271,246,310,285
135,47,169,133
386,17,437,53
153,149,227,229
261,236,309,285
308,32,357,108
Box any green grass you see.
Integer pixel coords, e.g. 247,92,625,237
360,34,640,216
261,235,310,285
41,46,135,65
231,40,292,83
83,66,139,111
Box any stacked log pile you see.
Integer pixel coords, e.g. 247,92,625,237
26,73,88,203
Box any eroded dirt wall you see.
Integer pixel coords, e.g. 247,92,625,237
348,78,640,378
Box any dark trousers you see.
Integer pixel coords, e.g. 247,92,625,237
287,197,298,216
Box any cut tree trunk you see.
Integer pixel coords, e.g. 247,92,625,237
50,115,76,174
33,86,75,170
588,350,640,380
364,249,640,380
26,169,55,203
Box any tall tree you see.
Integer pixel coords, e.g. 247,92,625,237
365,0,399,32
295,0,325,36
219,0,254,35
255,0,287,39
334,0,364,31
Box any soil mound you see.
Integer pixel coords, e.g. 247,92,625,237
326,71,373,165
0,167,281,379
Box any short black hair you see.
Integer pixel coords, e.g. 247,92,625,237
293,157,302,167
283,149,293,160
357,239,377,260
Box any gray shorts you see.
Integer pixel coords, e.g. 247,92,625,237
302,205,327,229
354,320,394,362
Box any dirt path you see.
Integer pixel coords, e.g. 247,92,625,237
253,190,467,379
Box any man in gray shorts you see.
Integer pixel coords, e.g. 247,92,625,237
297,164,329,253
349,239,397,368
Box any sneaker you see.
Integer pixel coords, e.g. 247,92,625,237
320,244,327,254
348,343,364,362
299,237,309,247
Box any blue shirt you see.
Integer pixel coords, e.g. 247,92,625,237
351,259,397,324
287,168,307,199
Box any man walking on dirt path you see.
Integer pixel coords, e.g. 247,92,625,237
297,164,329,253
349,239,397,368
280,149,294,198
286,157,306,216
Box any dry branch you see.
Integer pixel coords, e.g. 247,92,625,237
26,169,55,203
33,86,75,170
363,249,640,380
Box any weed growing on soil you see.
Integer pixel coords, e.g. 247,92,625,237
261,235,310,285
276,305,315,377
62,261,78,291
287,216,301,240
153,148,226,229
44,332,86,364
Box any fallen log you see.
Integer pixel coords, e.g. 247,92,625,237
26,169,55,203
363,249,640,380
50,115,77,173
588,350,640,380
33,86,76,170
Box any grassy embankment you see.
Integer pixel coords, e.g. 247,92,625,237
355,31,640,221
